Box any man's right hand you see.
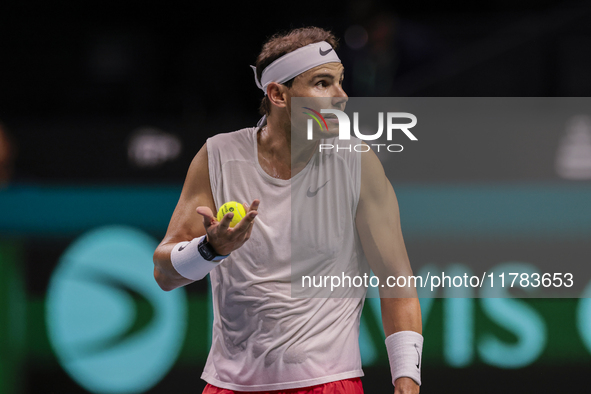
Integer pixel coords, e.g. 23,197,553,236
196,199,260,256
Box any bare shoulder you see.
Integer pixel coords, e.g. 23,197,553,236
161,143,215,244
359,142,391,204
182,143,210,195
181,141,216,214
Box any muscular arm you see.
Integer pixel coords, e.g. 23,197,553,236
355,146,422,392
153,143,215,291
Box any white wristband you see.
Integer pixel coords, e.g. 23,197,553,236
170,236,225,281
385,331,423,387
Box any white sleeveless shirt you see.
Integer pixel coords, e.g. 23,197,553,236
201,127,369,391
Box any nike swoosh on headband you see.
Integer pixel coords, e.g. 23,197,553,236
251,41,341,95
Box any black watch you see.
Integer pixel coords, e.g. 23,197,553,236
198,236,229,262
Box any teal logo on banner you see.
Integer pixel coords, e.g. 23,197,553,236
46,226,187,393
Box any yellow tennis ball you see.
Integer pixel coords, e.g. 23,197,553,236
216,201,246,227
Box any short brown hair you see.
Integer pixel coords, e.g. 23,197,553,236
255,27,339,116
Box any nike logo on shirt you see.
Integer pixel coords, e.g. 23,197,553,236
307,180,329,197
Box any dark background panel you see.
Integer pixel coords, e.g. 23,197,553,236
2,1,591,183
2,1,591,393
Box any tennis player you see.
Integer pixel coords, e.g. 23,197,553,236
153,27,422,394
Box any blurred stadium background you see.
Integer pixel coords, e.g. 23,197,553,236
1,0,591,392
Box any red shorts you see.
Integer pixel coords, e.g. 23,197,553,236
202,378,364,394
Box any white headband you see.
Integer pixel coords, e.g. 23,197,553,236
250,41,341,95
